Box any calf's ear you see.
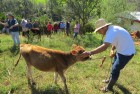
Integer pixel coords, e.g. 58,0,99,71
71,50,78,55
72,44,78,48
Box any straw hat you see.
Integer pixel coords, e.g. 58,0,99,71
6,13,14,18
94,18,111,33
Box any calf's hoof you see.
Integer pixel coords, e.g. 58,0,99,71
31,81,36,86
28,80,36,86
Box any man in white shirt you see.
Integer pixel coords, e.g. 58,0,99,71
80,18,135,92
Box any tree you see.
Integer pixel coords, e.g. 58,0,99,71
100,0,136,23
46,0,66,21
66,0,99,28
0,0,46,18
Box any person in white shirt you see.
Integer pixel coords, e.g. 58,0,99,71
21,19,27,36
80,18,135,92
73,21,80,38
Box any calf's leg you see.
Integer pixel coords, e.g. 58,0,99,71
26,64,35,85
58,71,68,93
54,72,58,84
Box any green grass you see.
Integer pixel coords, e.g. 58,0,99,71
0,33,140,94
31,0,46,4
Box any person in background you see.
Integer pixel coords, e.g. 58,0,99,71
32,20,40,35
58,21,61,29
21,19,27,36
26,20,32,30
0,13,20,48
32,20,40,30
66,21,70,36
24,20,33,38
0,18,9,34
80,18,135,92
60,21,65,33
46,22,53,37
73,21,80,38
53,22,59,33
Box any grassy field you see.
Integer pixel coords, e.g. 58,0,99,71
0,33,140,94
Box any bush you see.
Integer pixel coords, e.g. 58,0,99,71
0,13,5,20
0,13,5,30
34,15,50,26
71,33,102,48
81,22,95,34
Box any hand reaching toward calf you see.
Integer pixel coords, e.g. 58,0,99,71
80,51,91,58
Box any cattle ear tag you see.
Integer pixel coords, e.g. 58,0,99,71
71,50,77,55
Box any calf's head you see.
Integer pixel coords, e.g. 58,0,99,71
71,44,90,61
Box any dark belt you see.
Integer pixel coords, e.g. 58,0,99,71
117,53,134,57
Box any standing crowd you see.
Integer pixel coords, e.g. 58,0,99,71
20,19,80,38
0,13,81,49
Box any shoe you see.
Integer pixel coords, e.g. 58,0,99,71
106,78,117,90
102,79,110,83
100,87,108,93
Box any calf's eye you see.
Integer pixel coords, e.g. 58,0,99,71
78,50,84,54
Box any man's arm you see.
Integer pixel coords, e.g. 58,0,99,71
0,21,8,26
90,42,111,55
9,23,19,29
12,23,19,27
9,20,19,29
80,42,111,58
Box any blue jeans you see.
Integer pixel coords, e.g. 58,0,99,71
110,53,134,80
10,31,20,46
73,32,78,38
2,27,9,34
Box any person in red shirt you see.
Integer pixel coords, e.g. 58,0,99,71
46,22,53,37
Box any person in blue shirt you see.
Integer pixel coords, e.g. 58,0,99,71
26,20,33,30
59,21,65,33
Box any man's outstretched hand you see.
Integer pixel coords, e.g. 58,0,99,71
80,51,91,58
110,50,115,58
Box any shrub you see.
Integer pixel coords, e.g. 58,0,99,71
80,22,95,34
34,15,50,26
0,13,5,30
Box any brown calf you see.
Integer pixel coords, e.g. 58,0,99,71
15,44,89,92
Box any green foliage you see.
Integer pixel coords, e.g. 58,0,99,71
46,0,66,21
31,0,46,4
0,13,5,30
67,0,99,28
81,22,95,33
0,13,5,20
35,15,50,26
0,0,46,18
0,0,138,29
100,0,136,23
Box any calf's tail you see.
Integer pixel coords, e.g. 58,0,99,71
15,54,22,67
